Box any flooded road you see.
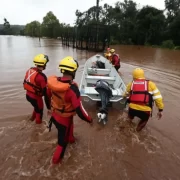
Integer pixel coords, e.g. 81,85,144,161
0,35,180,180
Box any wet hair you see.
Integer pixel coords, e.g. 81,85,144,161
37,65,45,68
37,65,46,70
61,69,76,79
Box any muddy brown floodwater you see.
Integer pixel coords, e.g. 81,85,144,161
0,36,180,180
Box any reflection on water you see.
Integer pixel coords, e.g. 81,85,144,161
6,36,12,48
0,36,180,180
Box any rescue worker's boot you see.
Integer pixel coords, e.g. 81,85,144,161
29,110,36,121
52,145,63,164
35,113,42,124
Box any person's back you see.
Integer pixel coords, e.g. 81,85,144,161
110,49,120,71
23,54,50,124
25,68,47,97
47,56,93,164
124,68,164,131
48,76,91,121
126,80,163,112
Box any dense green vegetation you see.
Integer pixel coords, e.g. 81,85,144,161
74,0,180,48
0,18,24,35
22,12,71,38
1,0,180,49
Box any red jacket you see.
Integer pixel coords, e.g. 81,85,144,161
112,54,120,67
24,67,50,109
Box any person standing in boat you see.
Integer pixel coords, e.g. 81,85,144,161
47,56,93,164
123,68,164,131
23,54,51,124
110,49,121,72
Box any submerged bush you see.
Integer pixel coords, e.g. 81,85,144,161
161,40,175,49
174,46,180,50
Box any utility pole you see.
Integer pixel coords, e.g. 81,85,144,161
95,0,99,51
96,0,99,22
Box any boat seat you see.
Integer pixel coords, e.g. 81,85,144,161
87,68,111,76
85,75,115,81
85,75,115,84
84,87,122,96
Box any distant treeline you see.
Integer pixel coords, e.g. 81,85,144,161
1,0,180,49
0,24,25,35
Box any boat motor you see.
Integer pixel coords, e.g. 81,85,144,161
95,80,112,125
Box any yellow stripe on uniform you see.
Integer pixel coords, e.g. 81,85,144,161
153,95,162,100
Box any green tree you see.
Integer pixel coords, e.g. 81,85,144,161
165,0,180,22
135,6,165,45
114,0,138,44
4,18,10,28
3,18,11,34
18,0,180,47
41,11,60,38
24,21,41,37
167,13,180,45
164,0,180,45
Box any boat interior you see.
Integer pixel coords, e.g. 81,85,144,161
80,55,126,102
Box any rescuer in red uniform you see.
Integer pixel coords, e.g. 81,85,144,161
47,56,93,164
110,49,121,72
23,54,50,124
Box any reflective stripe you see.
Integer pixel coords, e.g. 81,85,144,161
145,80,147,91
130,81,134,90
153,89,159,94
26,70,36,82
80,101,88,116
133,81,145,84
149,89,159,94
131,80,147,90
153,95,162,100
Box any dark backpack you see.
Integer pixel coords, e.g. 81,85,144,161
96,61,105,69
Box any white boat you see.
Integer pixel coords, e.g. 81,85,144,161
79,54,126,103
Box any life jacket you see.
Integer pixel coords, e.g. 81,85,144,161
23,67,43,96
47,75,77,117
129,79,153,108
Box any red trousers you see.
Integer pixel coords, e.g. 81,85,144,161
26,94,43,124
50,112,75,164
